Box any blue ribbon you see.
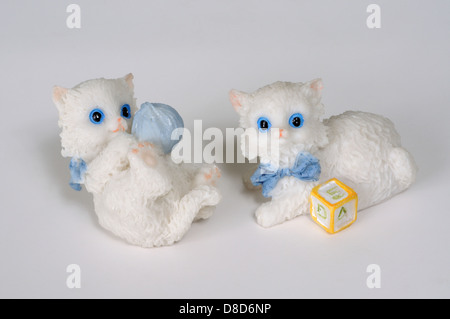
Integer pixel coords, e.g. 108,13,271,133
69,157,87,191
250,152,321,198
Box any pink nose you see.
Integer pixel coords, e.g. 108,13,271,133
112,118,127,132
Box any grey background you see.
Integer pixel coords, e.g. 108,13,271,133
0,0,449,298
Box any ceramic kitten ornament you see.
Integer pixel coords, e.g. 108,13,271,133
230,79,417,228
53,74,221,247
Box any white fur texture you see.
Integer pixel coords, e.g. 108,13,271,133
53,74,221,247
230,79,417,228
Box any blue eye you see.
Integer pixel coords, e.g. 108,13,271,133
257,117,271,132
121,104,131,119
289,113,304,128
89,108,105,124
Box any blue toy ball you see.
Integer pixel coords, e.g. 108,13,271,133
132,102,184,154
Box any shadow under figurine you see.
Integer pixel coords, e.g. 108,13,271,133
53,74,221,247
229,79,417,228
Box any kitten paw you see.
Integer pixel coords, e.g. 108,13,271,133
194,206,215,221
141,149,157,167
129,144,158,167
190,185,221,208
195,165,221,186
255,204,282,228
128,145,158,167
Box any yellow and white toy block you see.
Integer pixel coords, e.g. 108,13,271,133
310,178,358,234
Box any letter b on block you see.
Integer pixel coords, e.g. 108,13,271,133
310,178,358,234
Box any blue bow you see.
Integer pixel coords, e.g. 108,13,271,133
69,157,87,191
251,152,321,198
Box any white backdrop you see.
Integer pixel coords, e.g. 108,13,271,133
0,0,449,298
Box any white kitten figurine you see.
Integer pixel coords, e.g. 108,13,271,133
230,79,417,228
53,74,221,247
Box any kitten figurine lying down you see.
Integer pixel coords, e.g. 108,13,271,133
230,79,417,228
53,74,221,247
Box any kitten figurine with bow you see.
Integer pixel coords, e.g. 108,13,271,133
53,74,221,247
230,79,417,228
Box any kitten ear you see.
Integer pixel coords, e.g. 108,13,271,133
229,89,249,114
123,73,134,90
301,78,323,106
53,86,67,103
52,86,68,111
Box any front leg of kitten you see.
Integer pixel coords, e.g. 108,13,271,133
127,145,172,199
85,133,134,194
255,178,315,228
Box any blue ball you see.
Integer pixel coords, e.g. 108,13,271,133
132,102,184,154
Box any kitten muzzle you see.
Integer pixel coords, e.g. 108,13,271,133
112,118,127,133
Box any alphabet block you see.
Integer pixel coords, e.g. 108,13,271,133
310,178,358,233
